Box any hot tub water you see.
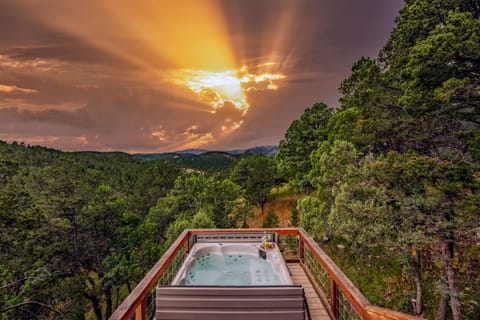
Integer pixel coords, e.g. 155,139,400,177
171,242,293,286
184,252,281,285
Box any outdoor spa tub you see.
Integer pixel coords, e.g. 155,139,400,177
171,242,293,286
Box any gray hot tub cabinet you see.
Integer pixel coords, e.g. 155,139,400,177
156,285,306,320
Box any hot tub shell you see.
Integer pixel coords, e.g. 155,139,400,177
171,242,293,286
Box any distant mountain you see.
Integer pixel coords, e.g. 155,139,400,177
176,149,209,155
134,145,278,160
134,152,176,160
235,145,279,157
175,145,279,156
132,146,278,172
163,151,239,172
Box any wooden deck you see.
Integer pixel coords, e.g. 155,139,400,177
287,263,332,320
111,229,423,320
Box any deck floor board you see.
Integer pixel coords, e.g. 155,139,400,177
287,263,333,320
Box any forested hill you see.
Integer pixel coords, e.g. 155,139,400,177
132,151,239,172
2,1,480,319
133,145,279,160
0,140,279,319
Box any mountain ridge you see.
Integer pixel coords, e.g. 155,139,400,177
134,145,278,159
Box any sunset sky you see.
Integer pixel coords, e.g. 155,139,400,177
0,0,404,153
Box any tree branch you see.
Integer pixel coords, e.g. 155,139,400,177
1,301,66,319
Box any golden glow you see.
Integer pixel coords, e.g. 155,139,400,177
0,84,37,94
173,65,286,113
17,1,236,72
5,1,294,150
178,125,214,150
78,135,88,145
221,120,244,133
151,129,167,142
0,54,53,71
173,70,246,111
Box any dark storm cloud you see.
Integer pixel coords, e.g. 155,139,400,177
0,107,91,127
0,2,58,47
216,0,404,131
5,44,127,66
0,0,404,152
221,0,403,68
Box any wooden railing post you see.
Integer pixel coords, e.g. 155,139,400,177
183,236,190,258
330,279,338,319
134,299,145,320
299,233,305,263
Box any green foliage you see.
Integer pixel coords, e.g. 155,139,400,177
262,209,279,228
290,204,299,227
0,141,249,319
298,196,327,239
291,1,480,318
0,142,181,319
164,151,239,173
305,139,480,317
134,151,239,174
334,58,403,154
208,178,242,227
191,209,216,229
276,102,333,189
145,171,242,251
331,2,480,161
231,154,276,215
396,9,480,158
132,161,180,216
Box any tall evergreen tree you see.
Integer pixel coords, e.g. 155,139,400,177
277,102,333,189
231,155,276,216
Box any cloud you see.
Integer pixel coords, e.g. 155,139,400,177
0,84,37,94
0,0,404,152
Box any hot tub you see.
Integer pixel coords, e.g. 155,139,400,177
171,242,293,286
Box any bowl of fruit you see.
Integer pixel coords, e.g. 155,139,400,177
260,242,275,250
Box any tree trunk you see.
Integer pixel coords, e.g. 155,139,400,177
105,286,112,319
126,279,132,293
85,276,103,320
435,269,448,320
242,217,249,228
66,209,81,272
412,249,423,315
441,238,462,320
115,288,120,310
84,292,103,320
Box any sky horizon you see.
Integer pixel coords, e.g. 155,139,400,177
0,0,404,153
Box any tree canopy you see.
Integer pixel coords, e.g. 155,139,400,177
292,1,480,318
276,102,333,190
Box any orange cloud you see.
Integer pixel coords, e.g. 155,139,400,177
171,64,286,114
0,84,37,94
151,129,167,142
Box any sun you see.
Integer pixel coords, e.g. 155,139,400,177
177,69,246,111
173,64,286,114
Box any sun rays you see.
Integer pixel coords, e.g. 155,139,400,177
4,0,292,150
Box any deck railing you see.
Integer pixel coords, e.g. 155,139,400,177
110,228,423,320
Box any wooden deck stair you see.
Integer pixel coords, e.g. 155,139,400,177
287,263,332,320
